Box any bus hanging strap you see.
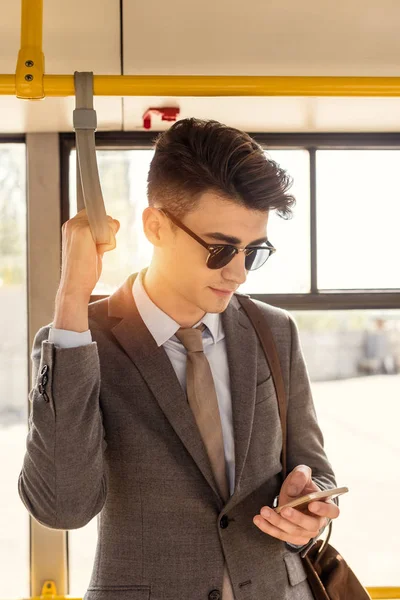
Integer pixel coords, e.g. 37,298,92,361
73,71,109,245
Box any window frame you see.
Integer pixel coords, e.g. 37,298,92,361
60,131,400,311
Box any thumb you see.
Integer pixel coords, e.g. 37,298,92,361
285,465,312,498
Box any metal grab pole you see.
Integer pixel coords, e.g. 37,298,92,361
73,72,109,245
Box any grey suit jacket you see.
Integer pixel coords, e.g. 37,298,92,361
18,272,337,600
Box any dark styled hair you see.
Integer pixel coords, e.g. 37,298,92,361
147,118,295,221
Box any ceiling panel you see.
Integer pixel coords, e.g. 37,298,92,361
43,0,120,74
313,97,400,131
0,2,20,73
123,0,400,76
123,96,400,133
3,94,400,134
123,96,313,132
0,96,121,133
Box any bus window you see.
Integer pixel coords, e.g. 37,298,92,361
0,142,28,599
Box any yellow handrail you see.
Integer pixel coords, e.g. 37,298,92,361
21,585,400,599
5,74,400,98
367,589,400,600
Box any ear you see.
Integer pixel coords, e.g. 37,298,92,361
142,207,168,247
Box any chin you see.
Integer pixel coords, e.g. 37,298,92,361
202,289,232,313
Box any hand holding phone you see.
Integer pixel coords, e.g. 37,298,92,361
275,486,349,516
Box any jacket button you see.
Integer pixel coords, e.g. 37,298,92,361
220,515,229,529
208,590,221,600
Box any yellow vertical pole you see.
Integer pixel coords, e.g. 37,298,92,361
27,132,69,597
15,0,45,99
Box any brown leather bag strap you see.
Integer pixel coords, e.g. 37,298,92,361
236,295,288,479
237,294,335,557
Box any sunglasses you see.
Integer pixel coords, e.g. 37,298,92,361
158,208,276,271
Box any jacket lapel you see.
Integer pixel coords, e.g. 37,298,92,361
221,298,258,507
108,273,225,505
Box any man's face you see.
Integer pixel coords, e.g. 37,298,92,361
154,192,269,314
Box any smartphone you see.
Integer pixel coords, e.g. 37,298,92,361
274,486,349,515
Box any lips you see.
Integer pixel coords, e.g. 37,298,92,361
210,287,235,294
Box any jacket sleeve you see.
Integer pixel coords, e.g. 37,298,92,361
284,313,338,555
17,324,108,530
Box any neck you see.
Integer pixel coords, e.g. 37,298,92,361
142,264,206,328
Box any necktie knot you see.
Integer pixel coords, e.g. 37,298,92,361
175,323,205,353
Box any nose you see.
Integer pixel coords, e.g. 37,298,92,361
221,251,247,286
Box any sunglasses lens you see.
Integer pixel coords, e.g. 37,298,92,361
245,248,271,270
207,246,237,269
207,247,273,270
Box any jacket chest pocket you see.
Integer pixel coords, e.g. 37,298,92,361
85,586,151,600
255,376,276,405
283,553,308,586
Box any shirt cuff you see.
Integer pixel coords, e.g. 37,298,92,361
286,542,304,549
48,327,92,348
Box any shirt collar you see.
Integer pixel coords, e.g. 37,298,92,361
132,268,222,347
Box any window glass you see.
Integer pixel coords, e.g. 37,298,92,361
242,150,310,294
0,144,29,598
317,150,400,290
69,517,98,596
292,308,400,585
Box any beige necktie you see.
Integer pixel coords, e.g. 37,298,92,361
175,324,236,600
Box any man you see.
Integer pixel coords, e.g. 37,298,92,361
19,118,339,600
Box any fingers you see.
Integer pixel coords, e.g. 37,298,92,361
67,210,120,257
108,217,120,236
97,218,120,255
308,500,340,521
291,465,312,485
253,506,320,546
279,506,326,532
253,500,339,545
75,209,120,231
106,215,120,229
283,465,314,498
